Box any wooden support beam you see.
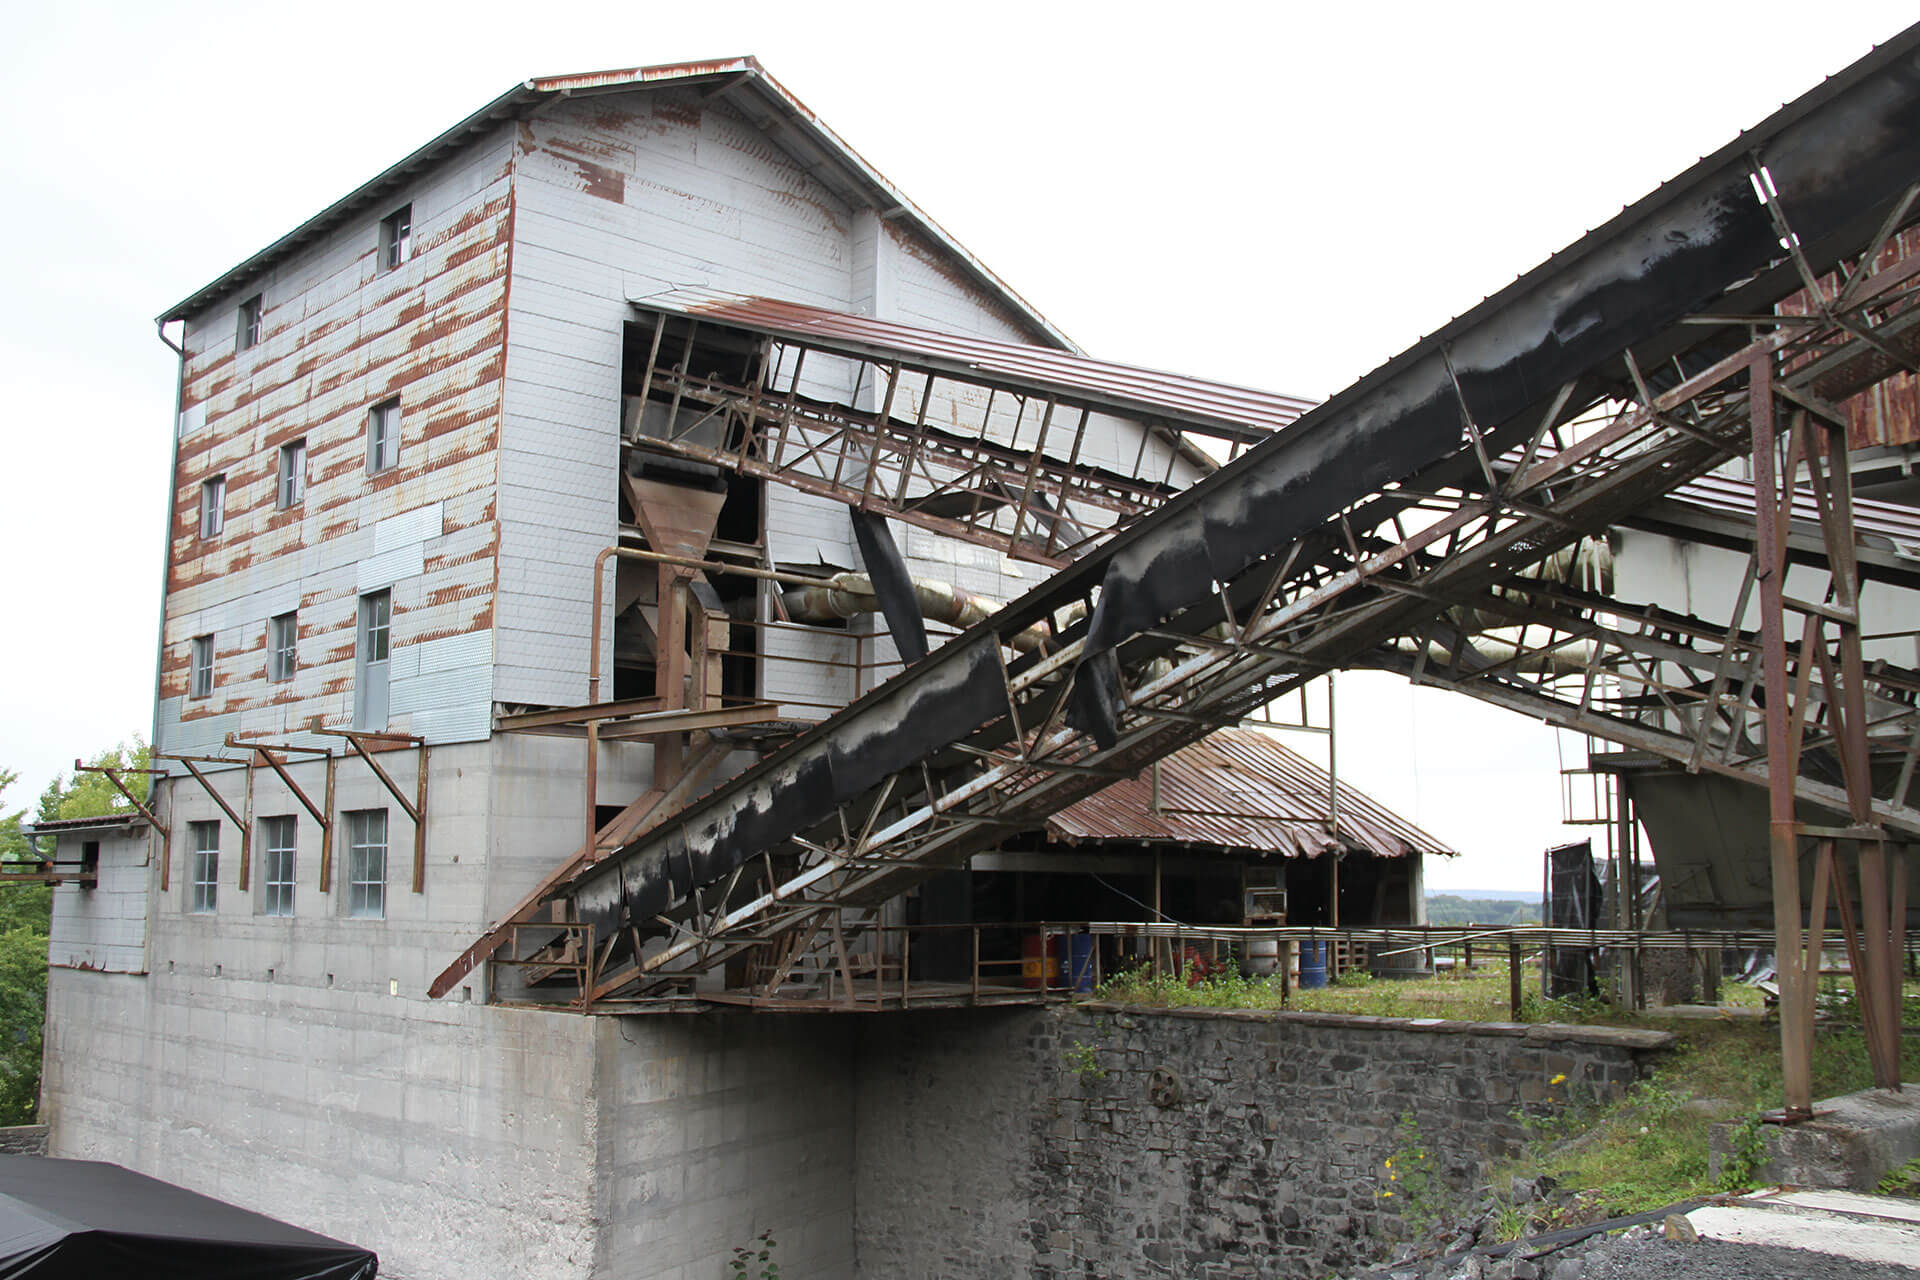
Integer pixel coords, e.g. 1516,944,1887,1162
72,762,170,889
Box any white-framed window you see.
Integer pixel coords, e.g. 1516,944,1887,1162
260,815,295,916
380,204,412,271
237,294,263,351
268,611,297,683
199,474,225,537
276,438,306,508
345,809,388,919
189,820,219,913
367,398,400,474
189,634,214,699
360,590,391,663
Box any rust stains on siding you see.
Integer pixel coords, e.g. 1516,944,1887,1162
164,173,512,731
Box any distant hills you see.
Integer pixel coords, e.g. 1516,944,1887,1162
1425,892,1544,925
1428,887,1540,902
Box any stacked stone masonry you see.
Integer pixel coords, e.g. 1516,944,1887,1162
852,1006,1670,1280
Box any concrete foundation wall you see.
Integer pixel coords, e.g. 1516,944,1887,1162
592,1014,857,1280
851,1006,1669,1279
45,968,601,1280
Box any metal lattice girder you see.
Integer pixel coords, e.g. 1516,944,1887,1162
622,293,1313,566
454,30,1920,1006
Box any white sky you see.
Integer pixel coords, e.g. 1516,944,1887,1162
0,1,1912,889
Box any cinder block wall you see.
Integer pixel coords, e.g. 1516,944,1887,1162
851,1006,1669,1279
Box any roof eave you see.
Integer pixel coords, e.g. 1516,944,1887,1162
155,60,1078,353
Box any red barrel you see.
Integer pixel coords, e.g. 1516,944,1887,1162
1021,934,1062,989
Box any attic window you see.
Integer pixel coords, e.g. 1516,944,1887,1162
237,294,263,351
380,204,412,271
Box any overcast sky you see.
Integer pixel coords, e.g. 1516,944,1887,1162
1,2,1912,889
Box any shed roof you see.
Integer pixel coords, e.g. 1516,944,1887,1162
637,290,1316,442
21,813,144,836
158,59,1073,349
1665,471,1920,554
1046,728,1455,859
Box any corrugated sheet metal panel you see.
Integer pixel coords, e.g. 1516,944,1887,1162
160,147,508,752
1779,226,1920,449
639,290,1318,440
1666,472,1920,552
1046,728,1455,859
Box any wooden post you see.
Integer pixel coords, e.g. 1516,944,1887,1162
971,926,981,1005
1509,940,1523,1021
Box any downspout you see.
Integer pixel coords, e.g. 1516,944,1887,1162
148,317,188,874
150,319,188,748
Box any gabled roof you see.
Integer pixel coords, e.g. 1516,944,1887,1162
1047,728,1455,859
158,59,1075,350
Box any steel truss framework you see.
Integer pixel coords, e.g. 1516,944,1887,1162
621,301,1296,567
441,32,1920,1118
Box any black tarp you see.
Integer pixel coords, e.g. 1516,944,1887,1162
0,1156,376,1279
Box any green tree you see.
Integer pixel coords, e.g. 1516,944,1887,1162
37,740,151,822
0,769,49,1124
0,739,151,1124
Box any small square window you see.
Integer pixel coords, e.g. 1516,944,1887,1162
345,809,388,919
368,399,400,474
260,815,296,916
277,439,307,508
237,294,263,351
380,205,412,272
189,634,214,699
199,474,225,537
268,611,298,683
189,820,220,913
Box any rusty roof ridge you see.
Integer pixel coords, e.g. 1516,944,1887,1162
155,59,1078,352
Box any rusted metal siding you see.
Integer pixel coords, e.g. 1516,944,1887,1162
1046,728,1455,859
159,130,514,754
1778,225,1920,449
1841,227,1920,448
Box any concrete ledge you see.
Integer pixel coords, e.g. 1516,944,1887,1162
1073,1002,1675,1051
1712,1083,1920,1190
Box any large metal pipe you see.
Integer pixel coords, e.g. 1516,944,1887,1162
781,572,1063,653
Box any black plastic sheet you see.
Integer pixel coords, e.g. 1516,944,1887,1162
0,1156,376,1279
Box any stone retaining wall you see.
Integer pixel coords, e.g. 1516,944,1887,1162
853,1005,1671,1279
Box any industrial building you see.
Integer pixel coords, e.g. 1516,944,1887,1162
26,60,1446,1277
27,23,1920,1278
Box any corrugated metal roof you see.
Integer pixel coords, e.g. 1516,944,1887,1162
1665,472,1920,553
159,61,1074,349
21,813,144,835
637,289,1318,441
1045,727,1455,859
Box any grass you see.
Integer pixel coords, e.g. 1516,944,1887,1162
1093,955,1920,1238
1092,956,1608,1024
1492,1018,1920,1231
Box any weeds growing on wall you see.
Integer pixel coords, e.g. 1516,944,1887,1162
728,1229,779,1280
1376,1114,1442,1237
1063,1039,1108,1081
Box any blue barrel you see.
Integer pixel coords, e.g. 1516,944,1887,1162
1299,940,1328,989
1069,934,1097,994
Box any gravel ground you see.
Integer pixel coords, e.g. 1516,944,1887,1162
1371,1221,1920,1280
1578,1232,1920,1280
